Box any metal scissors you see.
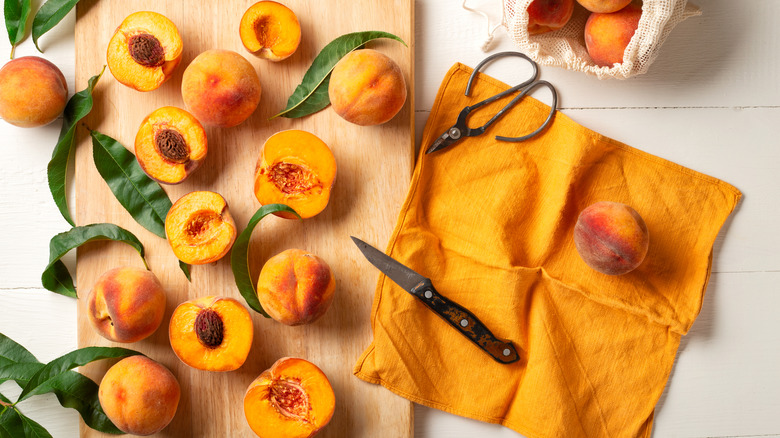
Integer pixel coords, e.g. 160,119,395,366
426,51,558,154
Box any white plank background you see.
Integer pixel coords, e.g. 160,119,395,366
1,0,779,437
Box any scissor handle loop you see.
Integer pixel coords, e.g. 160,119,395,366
465,51,538,97
496,80,558,142
457,51,557,142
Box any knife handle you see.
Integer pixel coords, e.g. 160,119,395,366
411,279,520,364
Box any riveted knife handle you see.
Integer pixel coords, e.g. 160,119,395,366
411,279,520,364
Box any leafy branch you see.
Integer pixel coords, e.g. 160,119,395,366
0,332,141,436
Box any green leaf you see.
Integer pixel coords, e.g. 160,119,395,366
179,260,191,281
18,346,141,403
40,260,74,298
230,204,300,316
17,411,51,438
45,370,123,434
91,130,172,239
41,223,148,297
0,333,38,367
0,362,41,387
277,75,332,120
31,0,79,52
4,0,31,58
0,403,25,438
47,67,104,227
0,392,50,438
273,30,406,119
0,333,123,434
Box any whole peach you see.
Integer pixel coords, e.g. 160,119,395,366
527,0,575,35
328,49,407,126
0,57,68,128
98,355,180,436
573,201,649,275
576,0,633,13
256,249,335,325
87,267,166,343
584,1,643,67
181,49,262,127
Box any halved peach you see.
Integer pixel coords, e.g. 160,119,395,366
169,296,253,372
254,130,336,219
107,11,183,92
244,357,335,438
135,106,207,184
165,191,237,265
239,1,301,61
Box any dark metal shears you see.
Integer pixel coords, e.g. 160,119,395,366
426,51,558,154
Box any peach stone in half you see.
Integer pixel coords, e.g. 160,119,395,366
135,106,207,184
106,11,183,92
169,296,254,372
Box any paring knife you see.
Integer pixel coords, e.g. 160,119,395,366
351,236,520,364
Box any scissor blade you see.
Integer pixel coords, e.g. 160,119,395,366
350,236,426,292
426,134,450,154
426,126,461,154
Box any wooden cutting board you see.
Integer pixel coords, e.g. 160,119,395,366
73,1,414,436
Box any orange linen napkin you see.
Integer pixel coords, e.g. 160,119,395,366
353,63,741,437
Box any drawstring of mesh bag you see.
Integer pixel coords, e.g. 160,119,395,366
461,0,505,52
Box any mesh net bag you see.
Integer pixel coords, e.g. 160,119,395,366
503,0,700,79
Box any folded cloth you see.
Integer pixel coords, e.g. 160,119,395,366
353,63,741,437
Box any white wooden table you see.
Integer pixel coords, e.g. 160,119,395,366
1,1,779,437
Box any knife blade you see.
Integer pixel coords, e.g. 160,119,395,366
351,236,520,364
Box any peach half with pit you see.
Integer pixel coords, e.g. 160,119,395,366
134,106,207,184
181,49,262,128
169,296,253,372
165,191,237,265
328,48,407,126
0,56,68,128
87,267,166,343
106,11,183,92
254,130,336,220
240,1,301,61
256,249,336,326
99,355,180,436
527,0,575,35
573,201,649,275
244,357,335,438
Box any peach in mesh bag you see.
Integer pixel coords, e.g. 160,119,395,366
496,0,701,79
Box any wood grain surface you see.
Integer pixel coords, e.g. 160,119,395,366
73,1,414,436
